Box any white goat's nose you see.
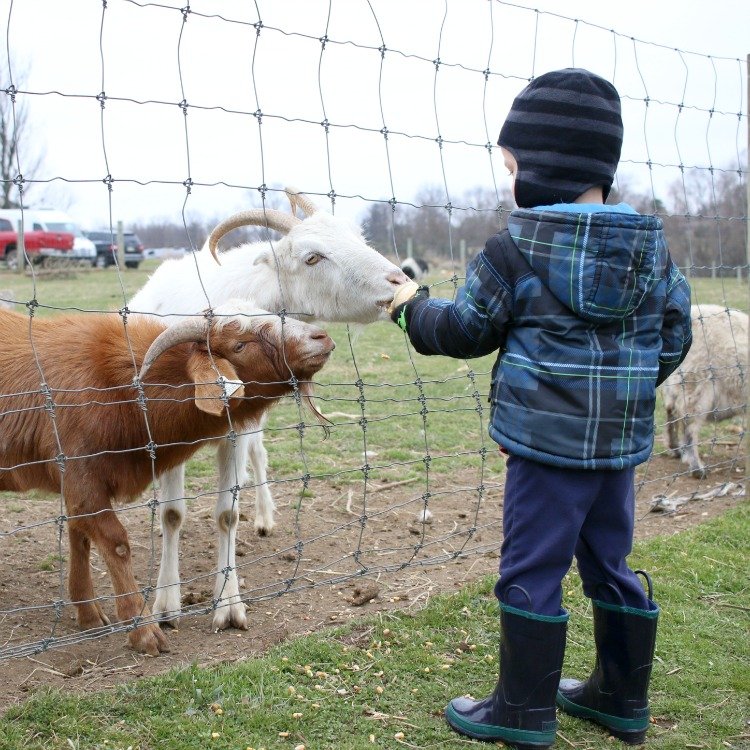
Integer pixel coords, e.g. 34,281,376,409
387,269,411,286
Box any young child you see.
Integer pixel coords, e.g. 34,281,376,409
389,68,692,748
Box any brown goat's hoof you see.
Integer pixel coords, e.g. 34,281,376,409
129,622,170,656
77,602,111,630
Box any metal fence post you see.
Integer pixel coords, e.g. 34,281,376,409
116,220,125,268
16,214,25,274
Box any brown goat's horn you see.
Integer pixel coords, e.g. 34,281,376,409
207,209,301,264
139,317,211,380
284,187,318,218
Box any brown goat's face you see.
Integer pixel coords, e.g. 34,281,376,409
216,316,335,383
186,313,335,415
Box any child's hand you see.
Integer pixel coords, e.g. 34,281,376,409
387,281,420,316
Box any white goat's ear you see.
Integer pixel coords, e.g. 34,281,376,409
253,249,272,267
186,351,245,416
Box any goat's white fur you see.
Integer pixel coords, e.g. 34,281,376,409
662,304,747,478
127,188,408,630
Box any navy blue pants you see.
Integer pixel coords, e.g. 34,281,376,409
496,454,650,616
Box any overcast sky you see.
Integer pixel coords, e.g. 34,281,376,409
1,0,748,234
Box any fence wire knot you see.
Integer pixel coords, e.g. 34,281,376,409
145,441,157,460
96,91,107,108
39,382,53,413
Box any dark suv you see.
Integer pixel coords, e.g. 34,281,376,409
84,230,145,269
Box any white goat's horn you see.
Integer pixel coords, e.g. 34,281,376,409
284,187,318,218
207,209,301,264
139,318,211,380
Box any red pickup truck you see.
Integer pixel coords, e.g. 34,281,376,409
0,217,75,269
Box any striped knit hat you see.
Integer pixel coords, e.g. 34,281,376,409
497,68,623,208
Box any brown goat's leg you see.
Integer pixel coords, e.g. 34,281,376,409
84,510,170,656
68,521,111,629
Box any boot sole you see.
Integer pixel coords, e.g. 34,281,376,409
556,691,648,744
444,703,555,748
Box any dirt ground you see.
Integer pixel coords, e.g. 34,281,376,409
0,446,745,712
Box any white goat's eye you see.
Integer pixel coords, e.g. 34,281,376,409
233,342,246,353
305,253,323,266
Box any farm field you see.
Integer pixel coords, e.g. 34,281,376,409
0,262,747,748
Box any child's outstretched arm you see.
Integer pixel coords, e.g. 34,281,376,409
656,258,692,385
388,237,511,360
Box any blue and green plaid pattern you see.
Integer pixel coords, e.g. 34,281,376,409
403,208,692,469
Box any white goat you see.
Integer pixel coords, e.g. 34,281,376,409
662,304,747,478
128,188,409,630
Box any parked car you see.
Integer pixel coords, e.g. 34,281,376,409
0,217,75,269
0,208,96,264
84,230,145,269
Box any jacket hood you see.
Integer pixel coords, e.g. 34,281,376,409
507,209,666,323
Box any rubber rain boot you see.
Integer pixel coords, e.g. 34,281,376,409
557,597,659,744
445,602,568,748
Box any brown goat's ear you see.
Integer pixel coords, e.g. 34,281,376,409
186,351,245,416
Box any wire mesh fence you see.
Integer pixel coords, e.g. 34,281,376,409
0,0,747,665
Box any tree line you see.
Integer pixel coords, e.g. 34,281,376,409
360,168,747,277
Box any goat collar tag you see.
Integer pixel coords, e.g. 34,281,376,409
220,377,244,398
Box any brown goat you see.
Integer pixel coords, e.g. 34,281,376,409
0,302,334,655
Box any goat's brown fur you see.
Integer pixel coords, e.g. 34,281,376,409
0,310,332,654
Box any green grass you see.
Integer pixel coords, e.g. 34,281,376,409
687,276,749,313
1,503,748,749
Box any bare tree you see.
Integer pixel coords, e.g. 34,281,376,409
1,59,43,208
